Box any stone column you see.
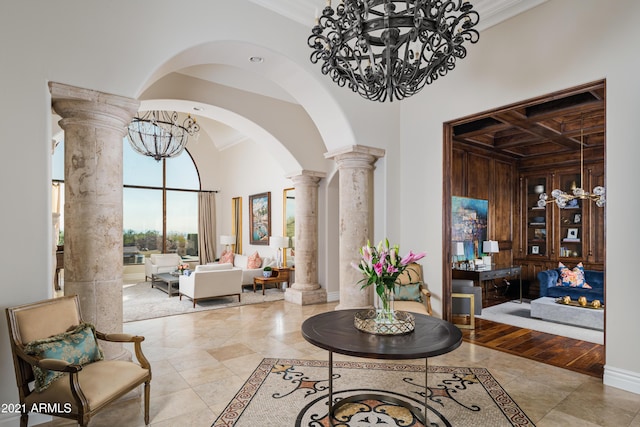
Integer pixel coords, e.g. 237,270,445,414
284,171,327,305
325,145,385,310
49,82,139,360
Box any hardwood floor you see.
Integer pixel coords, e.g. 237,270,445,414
459,316,604,378
463,285,605,379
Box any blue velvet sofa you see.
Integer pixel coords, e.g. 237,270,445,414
537,268,604,303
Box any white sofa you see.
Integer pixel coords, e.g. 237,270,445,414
226,253,276,286
178,263,243,307
145,253,182,281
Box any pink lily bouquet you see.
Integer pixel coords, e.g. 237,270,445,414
353,239,425,319
177,263,189,274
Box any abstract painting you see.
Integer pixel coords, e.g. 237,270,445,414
451,196,488,261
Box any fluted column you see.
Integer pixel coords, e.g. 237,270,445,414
284,170,327,305
325,145,385,310
49,82,139,360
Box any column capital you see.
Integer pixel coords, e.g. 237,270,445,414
324,145,386,164
286,170,326,185
49,82,140,135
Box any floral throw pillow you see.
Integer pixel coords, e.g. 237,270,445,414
394,283,423,302
220,250,234,264
24,322,104,392
247,251,262,269
557,262,592,288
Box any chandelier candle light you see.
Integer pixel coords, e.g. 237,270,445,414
538,115,605,208
127,110,200,161
353,239,425,334
308,0,480,102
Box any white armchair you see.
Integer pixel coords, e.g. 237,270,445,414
178,263,243,307
145,253,182,281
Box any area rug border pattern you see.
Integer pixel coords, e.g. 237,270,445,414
212,358,535,427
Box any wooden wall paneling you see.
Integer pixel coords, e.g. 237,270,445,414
466,153,491,201
587,162,606,263
492,160,515,266
451,147,466,196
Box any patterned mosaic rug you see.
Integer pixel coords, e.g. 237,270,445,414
213,358,535,427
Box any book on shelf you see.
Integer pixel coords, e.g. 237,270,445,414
529,222,545,226
562,238,580,242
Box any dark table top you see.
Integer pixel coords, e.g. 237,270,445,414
301,309,462,360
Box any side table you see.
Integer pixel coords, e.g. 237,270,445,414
253,267,292,295
301,309,462,425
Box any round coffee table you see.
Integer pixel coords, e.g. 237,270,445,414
301,309,462,425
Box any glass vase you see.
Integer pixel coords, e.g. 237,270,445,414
376,287,396,324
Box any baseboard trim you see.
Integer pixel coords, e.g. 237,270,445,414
327,291,339,302
603,365,640,395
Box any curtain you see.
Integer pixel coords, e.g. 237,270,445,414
232,197,242,254
198,192,217,264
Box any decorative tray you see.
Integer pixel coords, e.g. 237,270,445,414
354,309,415,335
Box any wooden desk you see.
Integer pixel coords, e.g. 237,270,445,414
253,267,292,295
452,265,522,306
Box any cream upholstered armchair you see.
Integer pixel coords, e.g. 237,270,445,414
5,295,151,427
145,253,182,281
393,262,433,316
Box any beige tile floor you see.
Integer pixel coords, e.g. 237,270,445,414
42,300,640,427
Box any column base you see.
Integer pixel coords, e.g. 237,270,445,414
285,287,327,305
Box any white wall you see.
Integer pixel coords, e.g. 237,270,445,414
399,0,640,393
1,2,639,421
213,140,292,258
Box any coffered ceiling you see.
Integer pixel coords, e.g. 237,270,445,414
451,81,606,164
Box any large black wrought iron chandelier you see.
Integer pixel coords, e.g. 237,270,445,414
308,0,480,102
127,111,200,161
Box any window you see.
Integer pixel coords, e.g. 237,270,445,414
52,138,201,265
123,139,200,263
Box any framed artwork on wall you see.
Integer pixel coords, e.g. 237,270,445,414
249,192,271,245
451,196,488,261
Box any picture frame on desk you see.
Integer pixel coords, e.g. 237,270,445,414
573,213,581,224
531,245,539,255
567,228,579,239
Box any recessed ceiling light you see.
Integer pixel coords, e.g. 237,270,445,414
249,56,264,63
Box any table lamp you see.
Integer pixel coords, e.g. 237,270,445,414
220,235,236,253
453,242,465,269
482,240,499,267
269,236,290,268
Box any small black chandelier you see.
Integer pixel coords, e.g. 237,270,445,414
127,111,200,161
308,0,480,102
